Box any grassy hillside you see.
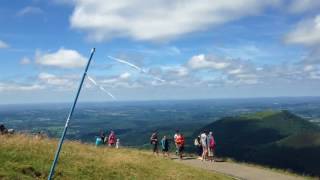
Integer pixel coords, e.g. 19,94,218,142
195,110,320,176
0,135,231,180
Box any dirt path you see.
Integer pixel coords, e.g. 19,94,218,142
174,157,305,180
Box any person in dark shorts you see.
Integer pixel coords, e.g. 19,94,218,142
150,131,159,155
99,129,105,144
161,135,169,157
175,133,185,160
194,135,203,159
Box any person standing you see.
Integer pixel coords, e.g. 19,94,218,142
108,130,116,147
207,132,216,162
174,130,179,155
116,138,120,149
175,133,185,160
194,135,203,159
161,136,169,157
100,129,105,145
200,130,208,161
150,131,159,155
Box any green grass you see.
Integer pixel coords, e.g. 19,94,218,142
0,134,231,180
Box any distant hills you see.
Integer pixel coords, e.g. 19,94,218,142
195,110,320,176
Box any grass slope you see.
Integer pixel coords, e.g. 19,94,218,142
0,135,231,180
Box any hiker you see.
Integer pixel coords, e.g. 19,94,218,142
207,132,216,162
108,131,116,147
100,129,105,145
116,138,120,149
150,131,159,155
175,132,185,160
200,130,208,161
0,124,7,135
95,136,103,147
194,135,202,159
174,130,179,155
161,135,169,157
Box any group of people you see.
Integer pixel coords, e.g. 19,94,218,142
150,130,185,159
96,130,120,148
95,129,216,162
194,130,216,162
0,124,14,135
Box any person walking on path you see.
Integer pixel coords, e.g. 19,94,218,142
108,130,116,147
175,133,185,160
207,131,216,162
150,131,159,155
174,130,179,155
194,135,203,159
200,130,208,161
161,135,170,157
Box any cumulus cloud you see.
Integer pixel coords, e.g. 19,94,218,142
17,6,44,16
285,15,320,46
0,40,9,49
69,0,280,42
35,48,87,68
187,54,230,70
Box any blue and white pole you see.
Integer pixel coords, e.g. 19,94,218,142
48,48,96,180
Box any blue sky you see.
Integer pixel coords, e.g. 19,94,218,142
0,0,320,104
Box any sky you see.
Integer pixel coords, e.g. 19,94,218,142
0,0,320,104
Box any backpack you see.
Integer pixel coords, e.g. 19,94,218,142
194,138,199,146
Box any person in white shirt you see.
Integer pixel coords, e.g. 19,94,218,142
116,138,120,149
200,130,208,161
174,130,179,155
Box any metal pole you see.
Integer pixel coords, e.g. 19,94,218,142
48,48,96,180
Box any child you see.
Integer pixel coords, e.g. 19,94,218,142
161,136,169,157
116,138,120,149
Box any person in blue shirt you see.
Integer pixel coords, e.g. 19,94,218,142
161,135,169,157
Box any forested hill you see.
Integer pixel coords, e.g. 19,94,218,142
195,110,320,176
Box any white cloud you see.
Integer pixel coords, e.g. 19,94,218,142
188,54,230,70
69,0,280,42
17,6,43,16
285,15,320,46
38,72,70,86
20,57,31,65
288,0,320,13
99,72,142,88
35,48,87,68
0,83,44,92
0,40,9,49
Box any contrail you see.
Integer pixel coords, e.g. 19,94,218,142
108,56,146,73
99,86,117,100
87,75,117,100
107,56,165,82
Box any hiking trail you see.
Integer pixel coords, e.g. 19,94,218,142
173,157,305,180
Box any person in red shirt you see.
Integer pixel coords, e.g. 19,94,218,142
175,133,185,160
108,130,116,147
